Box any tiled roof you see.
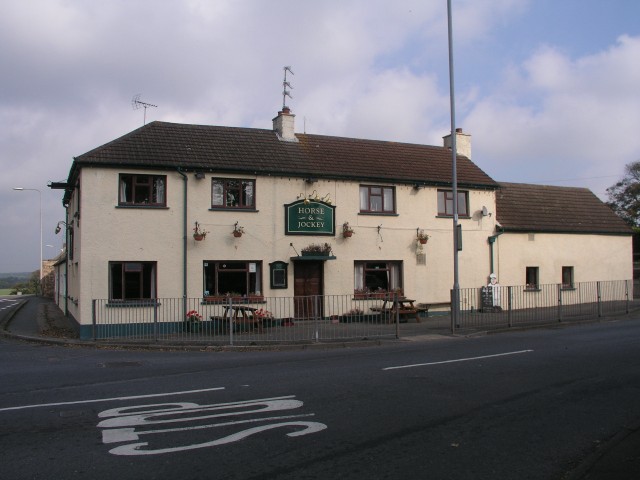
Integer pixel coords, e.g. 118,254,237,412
496,182,631,235
69,121,498,188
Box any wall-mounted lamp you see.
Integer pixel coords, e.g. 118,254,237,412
413,182,426,190
55,221,67,235
305,177,318,184
195,172,205,180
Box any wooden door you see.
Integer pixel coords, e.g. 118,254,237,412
294,261,323,319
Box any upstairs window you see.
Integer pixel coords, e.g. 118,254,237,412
119,174,166,207
437,190,469,217
360,185,395,213
212,178,255,209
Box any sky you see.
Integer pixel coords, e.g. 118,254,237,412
1,0,640,273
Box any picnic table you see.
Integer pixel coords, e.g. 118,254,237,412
370,298,424,323
215,305,263,332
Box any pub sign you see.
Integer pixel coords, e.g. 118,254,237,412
284,199,335,236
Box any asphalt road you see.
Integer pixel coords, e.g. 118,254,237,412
1,317,639,479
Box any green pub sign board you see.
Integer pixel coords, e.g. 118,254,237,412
285,200,335,236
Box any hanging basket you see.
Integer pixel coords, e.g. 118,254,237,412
233,231,242,238
418,238,428,245
193,234,205,241
343,231,353,238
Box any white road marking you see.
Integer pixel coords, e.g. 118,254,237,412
98,395,328,455
108,421,327,455
0,299,18,310
0,386,225,412
101,413,317,443
383,349,534,371
97,396,304,427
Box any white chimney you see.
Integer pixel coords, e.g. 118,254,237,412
443,127,471,159
272,106,298,142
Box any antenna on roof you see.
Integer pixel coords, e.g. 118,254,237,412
282,66,294,109
131,94,158,125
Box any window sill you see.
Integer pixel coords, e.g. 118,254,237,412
561,286,576,291
353,294,390,300
116,205,169,210
202,296,265,304
106,300,160,307
358,212,399,216
209,207,259,212
524,288,540,293
436,215,471,219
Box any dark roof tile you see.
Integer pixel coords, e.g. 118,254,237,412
496,182,631,235
70,121,498,188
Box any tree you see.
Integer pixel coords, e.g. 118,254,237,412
8,270,40,295
606,161,640,227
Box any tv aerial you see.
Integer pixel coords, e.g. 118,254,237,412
131,94,157,125
282,66,294,109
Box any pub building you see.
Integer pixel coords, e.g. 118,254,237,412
51,106,632,337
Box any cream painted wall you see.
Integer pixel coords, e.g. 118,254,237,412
494,232,632,286
70,167,499,324
67,164,632,327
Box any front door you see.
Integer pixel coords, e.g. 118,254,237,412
293,261,323,319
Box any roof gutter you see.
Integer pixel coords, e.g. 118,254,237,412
69,160,500,192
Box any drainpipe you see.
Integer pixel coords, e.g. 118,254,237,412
488,230,504,275
177,169,188,303
64,206,69,317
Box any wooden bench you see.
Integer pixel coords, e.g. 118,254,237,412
417,302,451,317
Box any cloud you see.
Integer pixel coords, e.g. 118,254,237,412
463,34,640,196
0,0,634,271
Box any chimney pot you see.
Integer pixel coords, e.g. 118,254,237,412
443,128,472,159
273,107,298,142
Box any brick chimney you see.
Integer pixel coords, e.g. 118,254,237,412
272,106,298,142
443,127,471,159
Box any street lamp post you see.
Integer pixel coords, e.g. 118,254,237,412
447,0,460,332
12,187,43,282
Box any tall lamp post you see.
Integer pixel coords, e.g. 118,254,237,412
12,187,43,283
447,0,460,332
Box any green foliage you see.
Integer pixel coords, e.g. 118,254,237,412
2,270,40,295
607,161,640,227
0,274,30,289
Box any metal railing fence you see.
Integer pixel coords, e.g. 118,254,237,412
90,280,634,343
92,294,400,344
455,280,631,332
